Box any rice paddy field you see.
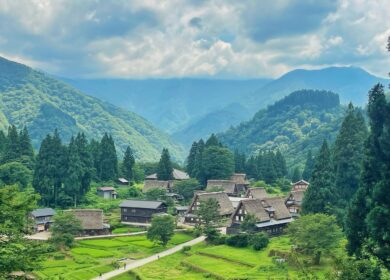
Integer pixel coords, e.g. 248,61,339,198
34,232,194,280
113,236,345,280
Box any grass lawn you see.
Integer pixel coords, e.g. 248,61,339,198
35,232,194,280
113,236,343,280
112,226,145,234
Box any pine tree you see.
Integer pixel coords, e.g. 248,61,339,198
122,146,135,182
202,146,234,182
291,167,301,182
0,130,7,159
157,148,173,180
301,140,336,215
302,150,315,181
333,104,367,201
262,151,277,184
19,126,34,158
74,133,93,196
88,139,100,180
274,150,287,178
98,133,118,181
193,139,205,184
3,125,20,163
205,134,220,147
64,137,83,207
234,150,246,173
186,141,198,177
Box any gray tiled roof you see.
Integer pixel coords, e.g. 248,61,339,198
120,200,165,209
31,208,56,218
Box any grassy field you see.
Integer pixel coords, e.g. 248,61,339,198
113,236,345,280
34,232,194,280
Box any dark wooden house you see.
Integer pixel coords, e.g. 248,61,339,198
120,200,167,224
185,192,234,224
227,197,293,235
30,208,56,232
285,190,305,216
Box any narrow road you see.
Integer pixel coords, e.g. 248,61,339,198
91,236,206,280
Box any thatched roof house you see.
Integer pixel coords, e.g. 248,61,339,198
143,180,170,192
66,209,108,234
246,187,268,199
145,169,189,180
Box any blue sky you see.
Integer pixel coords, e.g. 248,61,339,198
0,0,389,78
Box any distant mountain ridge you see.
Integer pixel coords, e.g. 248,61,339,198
0,56,185,162
219,90,347,169
64,67,388,147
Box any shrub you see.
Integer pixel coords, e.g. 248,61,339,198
226,234,249,247
53,253,65,260
249,232,269,251
181,246,192,253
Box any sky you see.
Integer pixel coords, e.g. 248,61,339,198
0,0,389,79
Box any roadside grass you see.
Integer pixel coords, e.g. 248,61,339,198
35,232,194,280
112,226,145,234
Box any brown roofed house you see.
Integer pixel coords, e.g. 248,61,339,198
206,180,236,195
66,209,109,235
285,190,305,216
246,187,269,199
291,180,309,191
185,192,234,224
230,173,250,193
143,180,170,193
228,197,293,235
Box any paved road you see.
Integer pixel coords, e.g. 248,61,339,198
91,236,206,280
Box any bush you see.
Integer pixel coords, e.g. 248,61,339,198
53,253,65,260
226,234,249,247
249,232,269,251
181,246,192,253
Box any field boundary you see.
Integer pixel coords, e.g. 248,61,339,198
196,251,255,267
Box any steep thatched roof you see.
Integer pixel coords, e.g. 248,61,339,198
143,180,169,192
145,169,189,180
197,192,234,215
67,209,104,230
230,173,249,184
246,187,268,199
262,197,291,220
289,190,305,202
206,180,236,193
240,199,270,223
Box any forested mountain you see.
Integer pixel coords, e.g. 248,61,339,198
244,66,388,112
65,67,387,147
219,90,346,169
0,56,185,161
63,78,270,134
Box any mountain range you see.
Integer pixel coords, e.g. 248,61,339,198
64,67,388,146
0,56,185,162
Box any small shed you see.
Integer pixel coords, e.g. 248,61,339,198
30,208,56,232
117,178,129,185
97,186,117,199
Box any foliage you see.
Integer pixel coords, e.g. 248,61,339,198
172,178,202,201
226,234,249,248
197,198,220,227
147,214,176,247
0,185,44,278
202,146,234,182
122,146,135,182
219,90,345,170
346,83,390,268
144,188,166,201
0,56,185,162
287,214,343,265
249,232,269,251
156,148,174,180
98,133,118,181
330,258,381,280
240,213,257,233
302,140,337,215
50,212,82,249
302,149,315,181
0,161,32,189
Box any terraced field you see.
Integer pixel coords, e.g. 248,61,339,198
34,232,194,280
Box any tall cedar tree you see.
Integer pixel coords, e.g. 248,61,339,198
186,141,198,177
234,150,246,173
0,130,7,158
346,84,390,268
202,146,234,182
302,149,315,181
19,126,34,159
333,104,367,202
74,133,93,196
193,139,205,183
33,130,66,206
122,146,135,181
3,125,20,163
301,140,337,215
157,148,174,180
205,133,220,147
291,166,301,182
98,133,118,181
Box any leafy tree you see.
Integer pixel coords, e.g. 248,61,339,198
98,133,118,181
0,161,32,189
333,104,367,201
0,185,43,278
147,214,175,247
144,188,166,200
172,178,201,201
287,214,343,265
330,258,381,280
122,146,135,182
202,146,234,182
291,166,301,183
197,198,220,227
240,213,257,233
302,140,336,215
50,212,82,249
250,232,269,251
157,148,174,180
302,149,315,181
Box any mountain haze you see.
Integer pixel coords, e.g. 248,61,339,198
0,56,185,161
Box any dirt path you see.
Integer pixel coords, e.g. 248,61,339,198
90,236,206,280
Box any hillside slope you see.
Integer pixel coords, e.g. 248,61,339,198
0,56,185,161
219,90,346,169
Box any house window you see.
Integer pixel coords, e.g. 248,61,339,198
123,208,127,212
131,209,136,213
236,216,239,221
